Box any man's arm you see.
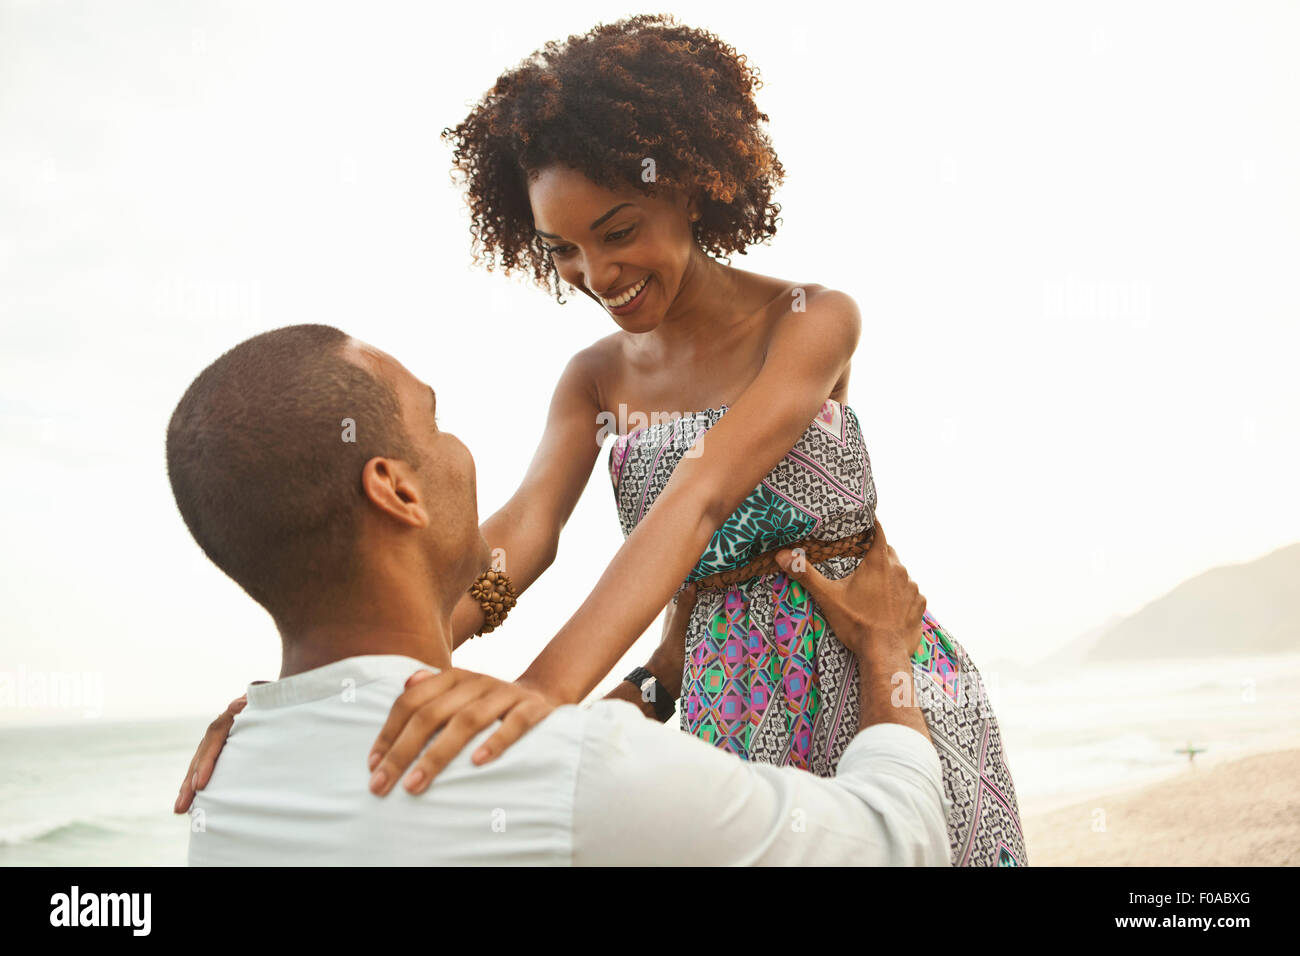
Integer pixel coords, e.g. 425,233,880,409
574,520,949,865
599,584,695,721
571,698,948,866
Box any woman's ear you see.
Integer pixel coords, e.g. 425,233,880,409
360,457,429,529
684,188,703,223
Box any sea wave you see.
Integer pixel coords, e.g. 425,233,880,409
0,817,119,848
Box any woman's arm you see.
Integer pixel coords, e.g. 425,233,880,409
450,346,607,647
600,583,696,718
365,291,861,792
519,290,862,703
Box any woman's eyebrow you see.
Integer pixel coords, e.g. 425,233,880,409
535,202,635,238
429,386,437,414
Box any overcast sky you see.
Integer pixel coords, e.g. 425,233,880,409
2,0,1297,724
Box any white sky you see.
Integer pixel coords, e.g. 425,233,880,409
2,0,1297,725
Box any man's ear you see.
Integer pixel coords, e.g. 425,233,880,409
360,456,429,529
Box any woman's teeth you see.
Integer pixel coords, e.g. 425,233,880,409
603,276,648,308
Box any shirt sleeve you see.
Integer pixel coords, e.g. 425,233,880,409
571,700,951,866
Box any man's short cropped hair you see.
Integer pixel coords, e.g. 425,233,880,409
165,324,419,619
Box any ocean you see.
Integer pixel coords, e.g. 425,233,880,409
0,716,209,867
992,651,1300,812
3,652,1298,866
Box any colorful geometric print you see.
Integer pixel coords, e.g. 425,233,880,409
687,481,822,583
683,585,971,770
608,400,872,583
682,574,824,769
916,612,961,703
608,398,1028,866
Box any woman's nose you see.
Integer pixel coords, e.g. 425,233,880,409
574,250,619,295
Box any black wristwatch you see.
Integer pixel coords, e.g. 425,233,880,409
624,666,676,723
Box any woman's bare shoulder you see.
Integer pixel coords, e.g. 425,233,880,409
753,276,839,317
562,332,626,410
761,283,857,401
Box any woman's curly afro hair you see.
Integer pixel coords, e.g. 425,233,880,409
441,13,786,302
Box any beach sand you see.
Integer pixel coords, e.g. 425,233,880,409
1022,746,1300,866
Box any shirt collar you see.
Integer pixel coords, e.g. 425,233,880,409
245,655,442,710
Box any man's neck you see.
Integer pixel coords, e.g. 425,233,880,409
276,589,455,679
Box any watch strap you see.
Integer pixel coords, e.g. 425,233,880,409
623,666,676,723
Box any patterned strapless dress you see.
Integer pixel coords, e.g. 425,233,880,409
607,398,1028,866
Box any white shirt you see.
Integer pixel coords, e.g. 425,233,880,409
188,655,951,866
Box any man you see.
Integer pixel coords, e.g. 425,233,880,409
167,324,950,865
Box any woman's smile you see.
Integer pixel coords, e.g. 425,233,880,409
602,274,652,315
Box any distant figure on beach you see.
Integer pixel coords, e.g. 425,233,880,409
1175,742,1208,765
168,325,949,865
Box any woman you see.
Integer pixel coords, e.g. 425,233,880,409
179,14,1026,865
